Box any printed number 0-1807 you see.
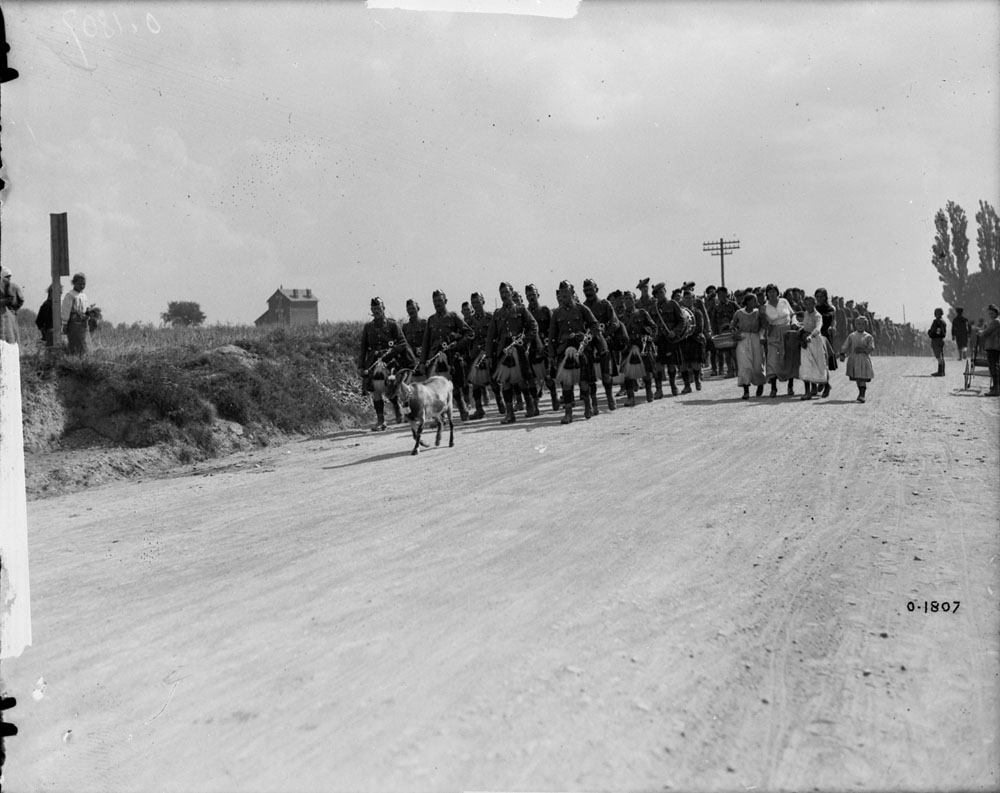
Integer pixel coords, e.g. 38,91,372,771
906,601,960,613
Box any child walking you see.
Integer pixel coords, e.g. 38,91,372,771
840,316,875,403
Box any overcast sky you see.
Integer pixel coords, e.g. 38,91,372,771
1,0,997,328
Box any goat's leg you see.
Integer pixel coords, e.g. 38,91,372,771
447,406,454,447
412,418,423,455
434,414,443,447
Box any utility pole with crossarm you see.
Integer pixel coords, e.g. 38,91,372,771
702,237,740,289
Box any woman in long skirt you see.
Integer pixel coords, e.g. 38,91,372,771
840,316,875,403
761,283,798,397
798,295,829,400
732,293,766,399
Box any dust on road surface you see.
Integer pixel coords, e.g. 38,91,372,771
4,357,999,792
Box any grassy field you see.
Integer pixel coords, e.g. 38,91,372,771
17,321,371,459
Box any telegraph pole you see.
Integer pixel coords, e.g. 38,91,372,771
702,237,740,289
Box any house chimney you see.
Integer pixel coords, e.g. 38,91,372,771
306,288,312,298
292,288,298,298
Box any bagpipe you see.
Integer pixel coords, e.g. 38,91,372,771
554,327,594,388
622,334,655,380
492,332,526,386
425,339,457,378
363,341,398,379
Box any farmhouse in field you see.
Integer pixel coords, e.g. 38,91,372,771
254,287,319,326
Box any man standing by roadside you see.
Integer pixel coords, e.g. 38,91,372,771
0,266,25,344
61,272,91,355
951,307,971,361
929,307,948,376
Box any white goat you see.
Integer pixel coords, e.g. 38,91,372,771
386,369,454,455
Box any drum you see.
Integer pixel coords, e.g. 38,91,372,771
711,331,738,350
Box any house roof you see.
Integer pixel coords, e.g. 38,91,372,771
270,288,318,303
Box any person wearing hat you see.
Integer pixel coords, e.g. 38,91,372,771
650,282,686,397
582,278,624,413
678,288,707,393
636,278,655,315
465,291,502,419
549,280,606,423
357,297,413,431
0,265,25,344
618,290,658,405
61,272,92,354
981,304,1000,396
401,299,427,358
928,307,948,376
485,282,542,424
951,307,971,361
36,285,54,346
420,290,474,421
525,283,560,412
710,286,738,378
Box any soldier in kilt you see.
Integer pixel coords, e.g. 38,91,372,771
619,290,658,406
710,287,738,378
358,297,415,430
466,291,504,419
525,283,560,412
549,280,607,424
651,282,686,398
485,282,542,424
636,277,656,314
419,289,474,421
679,287,707,393
582,278,625,413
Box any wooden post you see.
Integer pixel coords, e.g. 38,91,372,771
50,213,69,346
0,339,31,659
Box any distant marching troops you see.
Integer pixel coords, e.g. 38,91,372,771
358,278,893,432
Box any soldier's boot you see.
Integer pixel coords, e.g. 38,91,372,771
644,378,655,402
549,384,561,411
371,399,387,431
624,382,636,407
499,389,516,424
680,372,692,395
390,397,404,424
561,400,574,424
589,388,599,416
932,361,945,377
693,370,702,391
471,390,486,420
582,387,593,419
521,389,535,418
668,371,680,396
455,391,470,422
604,382,617,411
654,373,664,400
492,384,506,414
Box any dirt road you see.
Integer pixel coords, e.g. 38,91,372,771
4,357,998,792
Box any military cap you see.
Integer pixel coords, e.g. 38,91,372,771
636,277,650,289
622,290,635,300
652,282,666,293
370,296,384,308
406,298,418,310
683,281,696,291
499,281,513,292
525,283,538,294
558,280,574,292
433,289,447,300
583,278,597,290
471,291,484,302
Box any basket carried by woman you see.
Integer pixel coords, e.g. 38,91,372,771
711,331,737,350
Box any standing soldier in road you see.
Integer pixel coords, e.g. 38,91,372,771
710,286,739,378
928,307,948,377
951,307,972,361
525,283,560,412
549,280,607,423
358,297,413,431
679,287,707,393
582,278,624,413
485,282,542,424
651,282,686,397
466,291,503,419
420,289,475,420
619,290,658,406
